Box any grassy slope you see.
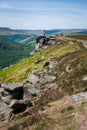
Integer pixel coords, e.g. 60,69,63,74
29,98,87,130
0,38,84,82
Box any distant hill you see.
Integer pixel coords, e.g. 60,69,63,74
44,29,87,35
59,29,87,35
0,27,11,31
0,27,43,35
0,27,87,35
44,29,61,35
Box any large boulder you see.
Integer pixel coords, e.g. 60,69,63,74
0,83,30,121
0,83,24,104
68,92,87,102
1,83,23,91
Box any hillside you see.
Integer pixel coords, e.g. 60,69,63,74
0,34,37,44
0,35,87,130
0,36,84,82
0,41,35,69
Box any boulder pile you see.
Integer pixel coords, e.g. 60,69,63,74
0,64,56,121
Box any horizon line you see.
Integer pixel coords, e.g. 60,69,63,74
0,26,87,30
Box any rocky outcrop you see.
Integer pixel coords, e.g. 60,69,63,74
0,83,25,121
36,36,46,50
26,70,56,85
0,69,56,121
35,35,55,50
0,83,23,104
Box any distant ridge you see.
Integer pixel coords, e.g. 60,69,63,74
0,27,43,35
0,27,11,31
0,27,87,35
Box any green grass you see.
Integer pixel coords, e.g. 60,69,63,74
0,40,84,83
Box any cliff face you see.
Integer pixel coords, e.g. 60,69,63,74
0,35,87,130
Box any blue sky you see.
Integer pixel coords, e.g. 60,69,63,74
0,0,87,29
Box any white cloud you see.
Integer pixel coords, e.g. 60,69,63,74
0,1,84,13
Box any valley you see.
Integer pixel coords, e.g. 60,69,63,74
0,27,87,70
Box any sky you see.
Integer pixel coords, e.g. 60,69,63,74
0,0,87,29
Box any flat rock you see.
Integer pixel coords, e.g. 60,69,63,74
68,92,87,102
28,87,40,96
27,74,40,84
1,83,23,91
40,74,56,84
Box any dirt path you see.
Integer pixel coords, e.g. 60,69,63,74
77,39,87,48
63,36,87,49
